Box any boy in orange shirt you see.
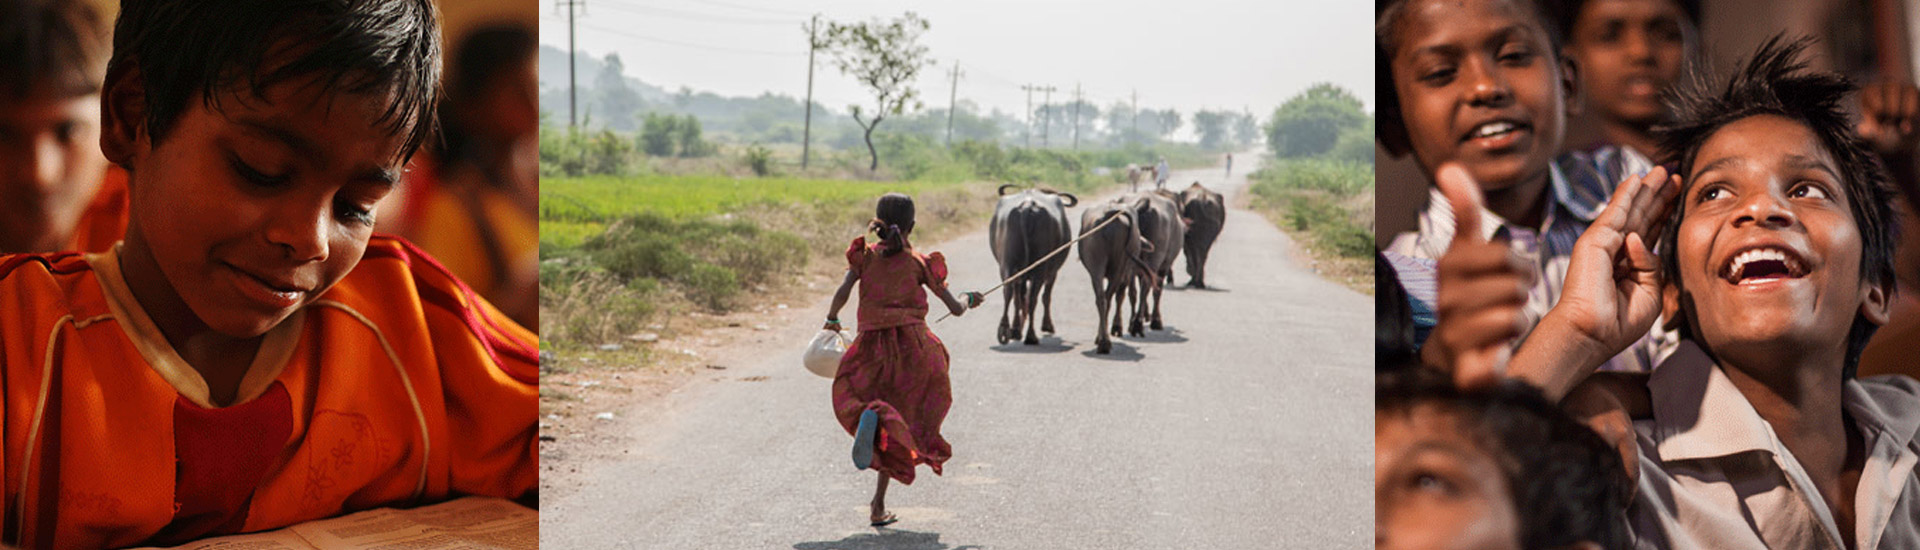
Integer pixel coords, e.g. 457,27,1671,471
0,0,537,547
0,0,126,254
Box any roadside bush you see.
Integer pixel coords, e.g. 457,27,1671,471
743,143,774,176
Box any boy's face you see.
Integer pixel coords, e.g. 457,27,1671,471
108,73,405,339
1565,0,1690,127
1674,115,1887,362
1376,405,1522,550
0,86,107,252
1390,0,1572,194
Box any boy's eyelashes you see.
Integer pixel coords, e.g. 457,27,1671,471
334,198,376,226
1690,179,1836,205
228,153,290,187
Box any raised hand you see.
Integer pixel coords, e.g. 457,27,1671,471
1513,166,1679,399
1423,164,1533,389
1858,81,1920,157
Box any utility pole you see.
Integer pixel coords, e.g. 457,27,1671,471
802,14,821,170
945,61,962,148
1038,85,1056,148
557,0,586,128
1020,84,1038,148
1071,83,1082,150
1131,89,1139,147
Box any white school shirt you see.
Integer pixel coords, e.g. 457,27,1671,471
1629,341,1920,549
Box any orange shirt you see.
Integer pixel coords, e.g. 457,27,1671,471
0,235,536,548
67,165,129,253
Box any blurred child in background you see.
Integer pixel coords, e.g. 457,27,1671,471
0,0,127,254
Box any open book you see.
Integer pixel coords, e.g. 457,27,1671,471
132,497,535,550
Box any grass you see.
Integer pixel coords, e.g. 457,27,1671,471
1248,157,1375,294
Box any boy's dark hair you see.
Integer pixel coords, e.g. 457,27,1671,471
872,193,916,257
108,0,442,163
1542,0,1700,44
1655,35,1898,378
1376,0,1565,157
0,0,110,99
1377,250,1419,371
440,23,534,160
1377,369,1631,550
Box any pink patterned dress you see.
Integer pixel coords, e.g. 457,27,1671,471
833,237,953,484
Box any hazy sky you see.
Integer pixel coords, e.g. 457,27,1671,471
536,0,1371,124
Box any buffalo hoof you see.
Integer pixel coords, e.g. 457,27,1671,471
1189,281,1206,289
1129,321,1145,337
1042,320,1055,334
1150,319,1164,331
1096,338,1112,354
996,322,1011,345
1024,329,1040,345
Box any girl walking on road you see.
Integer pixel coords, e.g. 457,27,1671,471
824,193,983,527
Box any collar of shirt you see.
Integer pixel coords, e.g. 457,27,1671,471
1409,160,1605,259
1644,340,1920,548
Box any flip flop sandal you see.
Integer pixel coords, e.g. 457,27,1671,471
870,512,899,527
852,409,878,470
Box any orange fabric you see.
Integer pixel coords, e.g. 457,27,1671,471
0,235,536,549
845,237,948,331
67,166,129,253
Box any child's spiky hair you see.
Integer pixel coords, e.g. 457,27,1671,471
107,0,442,163
1655,35,1899,377
0,0,110,99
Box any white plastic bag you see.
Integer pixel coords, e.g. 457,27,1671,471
803,329,852,378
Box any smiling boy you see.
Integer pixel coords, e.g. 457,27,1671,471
0,1,536,547
1519,36,1917,548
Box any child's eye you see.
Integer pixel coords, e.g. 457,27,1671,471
1419,65,1456,84
1696,185,1729,203
229,155,290,187
1790,182,1831,200
334,199,376,226
1412,473,1457,496
1497,45,1535,64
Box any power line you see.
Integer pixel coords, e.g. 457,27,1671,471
666,0,813,18
579,22,806,56
592,1,801,26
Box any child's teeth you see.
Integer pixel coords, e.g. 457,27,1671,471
1476,122,1514,137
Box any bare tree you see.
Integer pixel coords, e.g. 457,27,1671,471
822,12,933,172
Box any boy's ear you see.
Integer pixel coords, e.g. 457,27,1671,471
99,65,148,168
1560,55,1582,117
1861,280,1893,327
1662,282,1685,331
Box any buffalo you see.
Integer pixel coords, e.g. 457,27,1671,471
1177,182,1225,288
1076,200,1148,354
989,184,1078,345
1121,191,1185,334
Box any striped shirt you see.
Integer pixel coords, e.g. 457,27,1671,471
1383,146,1675,373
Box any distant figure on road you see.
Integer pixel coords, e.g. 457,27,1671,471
1127,164,1143,191
1155,157,1170,189
1225,153,1233,177
824,193,984,528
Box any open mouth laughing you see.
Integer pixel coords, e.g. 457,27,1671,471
1719,245,1810,286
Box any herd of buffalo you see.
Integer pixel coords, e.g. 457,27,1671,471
986,182,1226,354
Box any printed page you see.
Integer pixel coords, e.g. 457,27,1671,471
286,497,535,550
133,497,534,550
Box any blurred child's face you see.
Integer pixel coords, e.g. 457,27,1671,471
0,87,107,252
1389,0,1571,194
1565,0,1689,127
1376,405,1522,550
1675,115,1886,362
112,75,405,339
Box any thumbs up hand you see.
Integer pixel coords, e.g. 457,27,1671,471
1423,164,1533,389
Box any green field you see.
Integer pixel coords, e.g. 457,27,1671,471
539,174,974,248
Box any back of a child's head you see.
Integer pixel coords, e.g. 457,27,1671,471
441,23,535,154
873,192,915,257
1376,0,1566,157
1655,35,1898,375
0,0,110,100
108,0,442,162
1377,370,1630,550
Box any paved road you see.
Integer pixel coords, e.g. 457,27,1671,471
542,155,1372,549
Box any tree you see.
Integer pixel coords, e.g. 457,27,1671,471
1192,110,1230,149
593,54,643,132
822,12,934,172
1267,82,1367,158
639,113,678,156
1155,109,1182,141
1233,109,1260,147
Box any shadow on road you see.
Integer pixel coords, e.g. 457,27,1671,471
989,335,1077,354
793,528,982,550
1080,341,1144,361
1165,284,1230,293
1127,327,1189,344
